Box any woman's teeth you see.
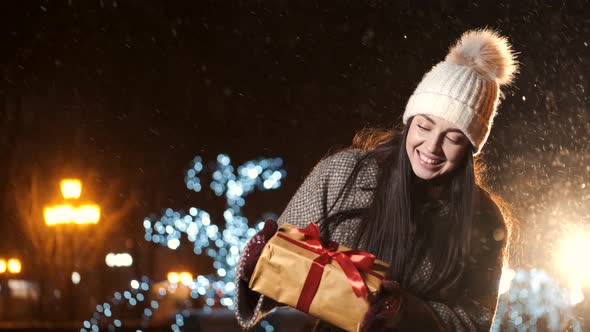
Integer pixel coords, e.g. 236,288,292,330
419,152,443,165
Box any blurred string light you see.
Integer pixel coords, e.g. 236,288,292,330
84,154,285,331
143,154,285,310
82,276,153,332
130,280,140,290
492,268,583,332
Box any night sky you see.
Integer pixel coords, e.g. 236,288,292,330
1,0,589,283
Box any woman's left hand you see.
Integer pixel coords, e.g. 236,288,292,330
239,218,278,284
360,279,403,332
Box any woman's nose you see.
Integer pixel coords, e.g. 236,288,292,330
425,134,443,154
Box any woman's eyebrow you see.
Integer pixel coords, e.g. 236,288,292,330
422,115,436,124
421,115,465,135
446,129,465,134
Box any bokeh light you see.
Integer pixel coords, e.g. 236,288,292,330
105,253,133,267
72,271,81,285
179,272,193,286
60,179,82,199
498,267,516,296
86,154,284,331
167,272,180,284
7,259,22,274
142,153,284,310
44,204,101,225
555,228,590,290
492,268,583,331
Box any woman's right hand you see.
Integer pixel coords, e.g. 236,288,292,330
360,280,403,332
239,218,278,283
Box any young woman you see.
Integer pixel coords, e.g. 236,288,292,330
235,28,518,331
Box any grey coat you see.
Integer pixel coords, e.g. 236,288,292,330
235,149,507,331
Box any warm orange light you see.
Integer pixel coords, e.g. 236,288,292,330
0,259,6,273
44,204,101,226
60,179,82,199
179,272,193,286
167,272,180,284
167,272,193,285
73,205,101,224
7,259,21,274
498,266,515,295
44,205,73,225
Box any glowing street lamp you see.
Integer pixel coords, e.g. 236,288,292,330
167,271,193,286
44,204,101,225
0,258,22,274
7,259,22,274
44,179,100,226
60,179,82,199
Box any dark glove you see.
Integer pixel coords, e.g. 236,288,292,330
361,280,403,332
239,218,278,283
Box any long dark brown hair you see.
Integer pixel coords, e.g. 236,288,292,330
318,117,510,298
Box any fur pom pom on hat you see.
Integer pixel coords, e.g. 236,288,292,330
403,28,519,154
446,29,517,85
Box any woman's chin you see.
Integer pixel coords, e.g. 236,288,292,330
411,162,443,180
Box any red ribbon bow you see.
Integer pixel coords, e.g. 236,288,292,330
285,223,377,313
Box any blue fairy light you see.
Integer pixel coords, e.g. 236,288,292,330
85,153,284,331
141,154,284,307
492,268,583,331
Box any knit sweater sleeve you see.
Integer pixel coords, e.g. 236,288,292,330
396,195,507,332
234,150,363,330
277,149,363,228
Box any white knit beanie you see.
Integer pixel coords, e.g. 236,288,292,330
403,29,518,154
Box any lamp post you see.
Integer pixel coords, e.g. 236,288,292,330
42,179,101,320
43,179,101,226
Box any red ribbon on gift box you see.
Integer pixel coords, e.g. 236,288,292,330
275,222,380,313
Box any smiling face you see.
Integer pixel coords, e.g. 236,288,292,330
405,115,471,180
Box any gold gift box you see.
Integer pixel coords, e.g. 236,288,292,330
249,223,389,332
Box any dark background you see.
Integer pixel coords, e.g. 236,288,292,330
0,0,589,326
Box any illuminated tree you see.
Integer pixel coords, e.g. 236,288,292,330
83,153,285,331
